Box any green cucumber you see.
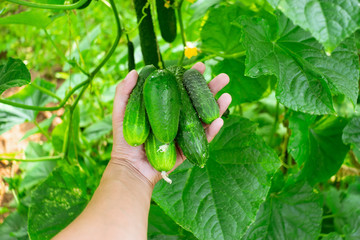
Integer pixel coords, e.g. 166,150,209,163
168,66,209,167
183,69,219,124
127,40,135,72
145,132,176,183
156,0,177,43
123,65,157,146
143,69,180,143
133,0,162,68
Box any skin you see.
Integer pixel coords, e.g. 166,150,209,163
53,62,231,240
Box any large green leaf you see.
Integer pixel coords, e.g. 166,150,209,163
268,0,360,54
0,10,52,28
212,58,275,106
342,116,360,150
243,181,322,240
0,211,28,240
241,13,359,115
288,112,349,184
28,165,89,240
0,58,31,95
201,5,243,54
152,116,280,240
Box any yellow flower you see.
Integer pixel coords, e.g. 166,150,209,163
164,0,170,8
186,0,196,3
184,42,198,59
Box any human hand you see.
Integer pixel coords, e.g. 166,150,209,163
110,62,231,186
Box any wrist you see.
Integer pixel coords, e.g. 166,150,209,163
102,159,155,196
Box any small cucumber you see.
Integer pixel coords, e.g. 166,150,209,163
123,65,157,146
145,132,176,183
133,0,162,68
168,66,209,167
156,0,177,43
183,69,219,124
127,40,135,72
143,69,180,143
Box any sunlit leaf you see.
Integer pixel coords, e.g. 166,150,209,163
0,58,30,95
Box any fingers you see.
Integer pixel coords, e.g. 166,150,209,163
112,70,138,125
217,93,232,116
208,73,230,96
206,118,224,142
191,62,205,74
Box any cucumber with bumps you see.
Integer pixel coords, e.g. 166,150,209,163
143,69,180,143
145,132,176,183
123,65,157,146
168,66,209,167
183,69,219,124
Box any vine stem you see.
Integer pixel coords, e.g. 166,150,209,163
201,49,246,59
89,0,122,79
269,101,280,146
62,0,122,160
0,79,90,111
30,82,62,101
6,0,89,10
33,120,51,140
177,0,186,65
0,155,63,162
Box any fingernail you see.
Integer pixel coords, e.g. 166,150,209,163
125,70,137,81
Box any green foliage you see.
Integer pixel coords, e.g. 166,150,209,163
152,117,280,240
0,10,53,28
269,0,360,54
288,113,350,185
28,165,89,240
0,211,27,240
244,181,322,239
200,5,243,54
0,58,30,94
343,116,360,150
212,57,275,106
241,13,359,115
0,0,360,239
324,180,360,239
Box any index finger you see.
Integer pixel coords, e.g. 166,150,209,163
112,70,138,126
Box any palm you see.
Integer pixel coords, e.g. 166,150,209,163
111,63,231,185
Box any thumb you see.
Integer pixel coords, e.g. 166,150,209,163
112,70,138,128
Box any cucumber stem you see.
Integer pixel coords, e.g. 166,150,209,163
161,171,172,184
